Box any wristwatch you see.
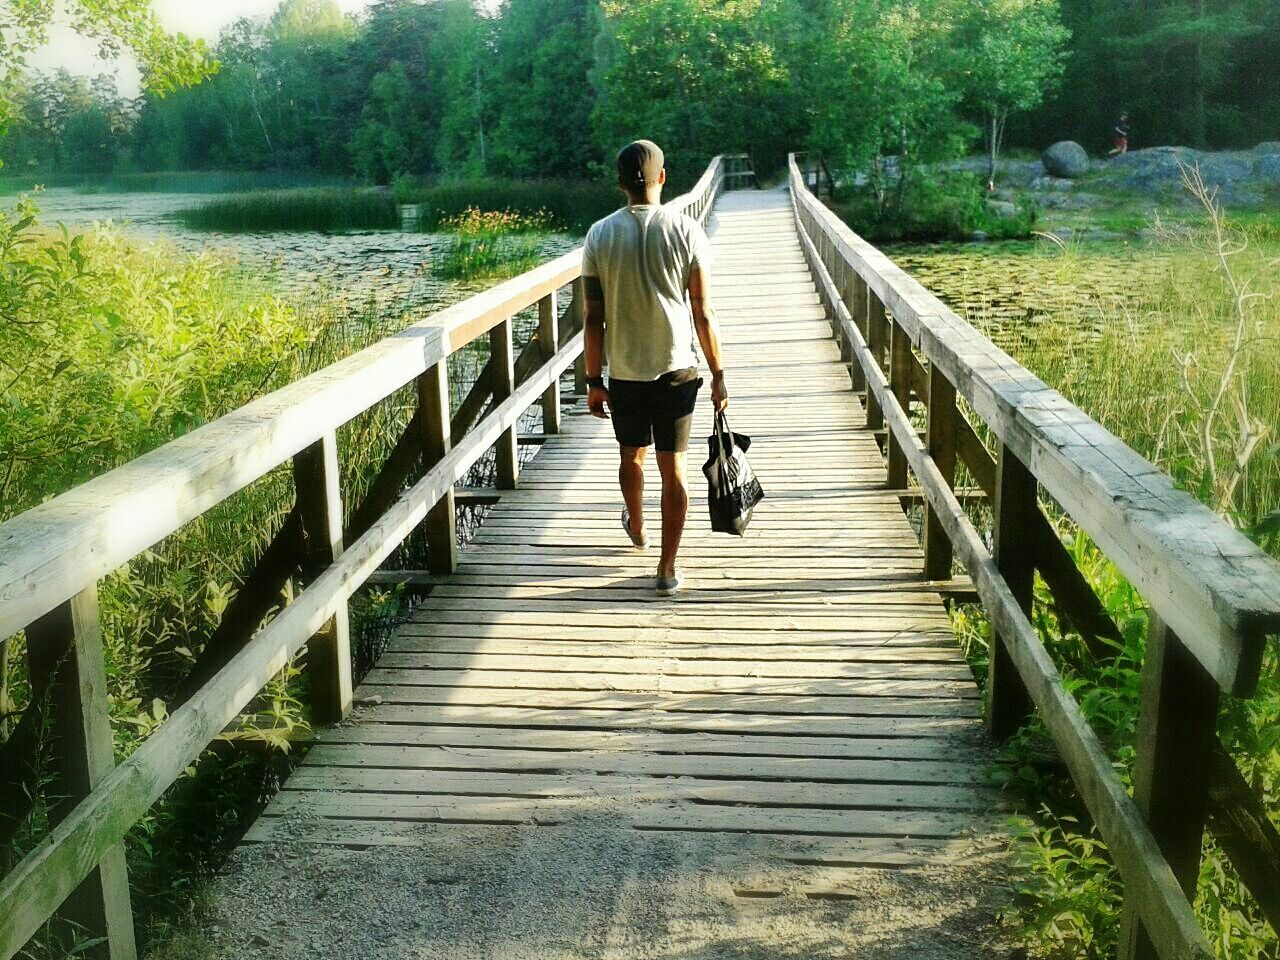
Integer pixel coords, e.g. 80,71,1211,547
586,375,605,389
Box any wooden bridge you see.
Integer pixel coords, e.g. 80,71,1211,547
1,155,1278,960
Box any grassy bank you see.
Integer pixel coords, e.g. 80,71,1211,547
933,192,1280,956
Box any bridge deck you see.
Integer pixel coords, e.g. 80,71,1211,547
217,190,1007,957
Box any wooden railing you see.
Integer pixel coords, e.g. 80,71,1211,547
0,156,733,960
787,153,1280,960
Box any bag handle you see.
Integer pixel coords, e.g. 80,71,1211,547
714,409,734,467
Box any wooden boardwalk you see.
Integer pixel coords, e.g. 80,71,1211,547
244,189,1003,876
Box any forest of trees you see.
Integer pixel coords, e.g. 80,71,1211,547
1,0,1277,185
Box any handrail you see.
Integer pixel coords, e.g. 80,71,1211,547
787,152,1280,960
788,158,1280,696
0,156,729,960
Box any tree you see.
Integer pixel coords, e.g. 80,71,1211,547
592,0,796,184
489,0,599,179
797,0,969,182
954,0,1069,189
0,0,213,146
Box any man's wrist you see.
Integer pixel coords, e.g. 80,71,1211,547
586,375,605,389
711,369,726,379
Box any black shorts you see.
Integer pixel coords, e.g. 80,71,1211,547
608,368,703,453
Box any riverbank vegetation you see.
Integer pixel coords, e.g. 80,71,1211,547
933,179,1280,957
176,187,398,232
433,208,552,281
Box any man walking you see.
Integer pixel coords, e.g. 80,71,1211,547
581,140,728,596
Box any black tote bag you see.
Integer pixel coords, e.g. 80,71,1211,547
701,410,765,536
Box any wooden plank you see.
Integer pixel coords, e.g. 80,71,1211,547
292,746,993,790
293,431,352,724
363,666,978,699
314,722,987,762
25,588,136,960
376,649,973,679
357,684,980,718
272,774,997,814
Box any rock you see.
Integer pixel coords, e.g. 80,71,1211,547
1257,154,1280,183
969,230,989,242
1041,141,1090,178
1254,141,1280,155
984,199,1019,219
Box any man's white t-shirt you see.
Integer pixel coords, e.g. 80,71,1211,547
581,203,713,382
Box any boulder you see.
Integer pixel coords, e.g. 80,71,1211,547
1257,154,1280,183
984,199,1019,218
1254,141,1280,155
1041,141,1090,179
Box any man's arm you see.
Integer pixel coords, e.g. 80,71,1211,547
583,275,609,419
689,265,728,412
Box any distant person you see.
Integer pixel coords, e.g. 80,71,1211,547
581,139,729,596
1108,112,1131,157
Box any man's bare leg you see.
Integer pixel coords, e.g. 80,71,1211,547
619,445,647,539
655,451,689,578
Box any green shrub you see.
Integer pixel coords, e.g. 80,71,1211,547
832,170,1037,241
177,187,398,232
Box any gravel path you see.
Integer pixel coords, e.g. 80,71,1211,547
205,811,1020,960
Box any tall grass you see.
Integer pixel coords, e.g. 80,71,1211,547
177,187,398,232
434,207,551,280
952,175,1280,958
394,177,620,233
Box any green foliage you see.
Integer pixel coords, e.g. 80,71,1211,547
1013,0,1280,151
592,0,800,182
176,187,398,232
834,170,1038,241
0,0,214,145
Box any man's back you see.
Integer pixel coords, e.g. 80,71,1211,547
582,203,711,382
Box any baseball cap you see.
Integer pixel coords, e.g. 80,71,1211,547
617,139,664,188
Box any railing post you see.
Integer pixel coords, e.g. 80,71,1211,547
418,359,457,574
491,316,519,488
25,587,137,960
865,294,886,431
848,273,868,392
886,320,912,488
571,278,587,395
1119,614,1220,960
923,363,957,580
293,430,352,724
538,290,561,434
987,442,1037,738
